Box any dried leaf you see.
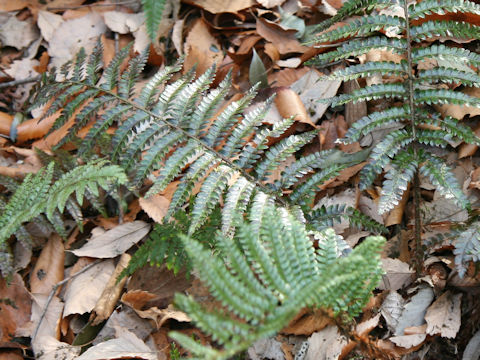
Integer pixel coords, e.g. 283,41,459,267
103,11,144,34
305,325,348,360
30,234,64,295
0,13,39,50
76,327,157,360
463,329,480,360
30,294,64,354
425,291,462,338
63,259,115,317
281,308,332,335
183,0,254,13
37,11,64,42
275,87,315,127
381,291,406,332
378,258,414,291
394,285,434,336
91,254,131,325
389,334,426,349
34,336,80,360
0,274,32,343
183,19,223,76
257,0,286,8
436,87,480,120
256,18,308,55
70,221,150,258
139,194,171,223
248,338,284,360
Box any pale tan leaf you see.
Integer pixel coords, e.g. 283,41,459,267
257,0,286,8
389,334,426,349
435,87,480,120
103,11,144,34
34,336,80,360
248,338,284,360
425,291,462,338
183,0,254,13
37,11,64,42
30,234,64,295
70,221,151,258
378,258,414,291
63,259,115,317
30,294,64,354
281,308,332,335
394,285,434,336
139,194,171,223
131,304,191,328
0,13,39,50
76,327,157,360
381,291,405,332
91,254,131,325
305,325,348,360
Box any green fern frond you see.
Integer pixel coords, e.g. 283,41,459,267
416,67,480,87
119,48,149,99
411,44,480,68
314,15,405,43
414,88,480,107
419,152,470,210
378,149,417,214
101,44,132,91
329,83,407,107
453,225,480,277
360,129,413,189
416,114,480,145
142,0,167,42
408,0,480,19
310,37,406,65
411,21,480,42
416,128,451,147
170,205,385,360
341,106,410,144
327,61,407,81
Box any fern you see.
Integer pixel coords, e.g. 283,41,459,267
142,0,168,42
30,45,385,247
170,204,385,359
312,0,480,274
0,160,126,276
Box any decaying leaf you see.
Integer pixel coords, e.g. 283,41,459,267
139,194,171,223
394,285,434,336
30,234,64,295
183,0,254,13
34,336,80,360
425,291,462,338
248,338,284,360
381,291,406,333
389,334,426,349
63,259,115,317
30,294,64,354
70,221,150,258
378,258,414,291
305,325,348,360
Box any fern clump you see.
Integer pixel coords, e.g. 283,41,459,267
170,204,385,359
0,160,126,276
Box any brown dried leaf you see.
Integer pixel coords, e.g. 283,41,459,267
425,291,462,338
139,194,170,223
183,0,254,13
274,87,315,127
183,19,223,76
30,234,64,295
256,18,308,55
281,308,332,335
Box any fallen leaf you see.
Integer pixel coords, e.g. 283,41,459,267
378,258,414,291
70,221,151,258
281,308,332,335
37,11,64,42
425,291,462,338
47,12,106,68
436,87,480,120
356,313,381,337
463,329,480,360
305,325,348,360
257,0,286,8
381,291,406,332
0,274,32,343
248,338,284,360
139,194,171,223
257,18,308,55
91,253,131,325
30,294,64,354
30,234,64,295
63,259,115,317
129,304,191,329
389,334,426,349
34,336,80,360
394,285,434,336
76,327,157,360
0,13,39,50
103,11,144,34
183,0,254,13
274,87,315,127
290,69,341,124
183,18,223,76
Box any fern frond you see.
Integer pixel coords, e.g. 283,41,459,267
314,15,405,43
411,21,480,42
311,37,406,65
417,113,480,145
329,83,407,107
341,106,410,144
416,129,451,147
419,152,470,210
101,44,132,91
412,44,480,68
142,0,167,42
408,0,480,19
327,61,407,81
453,225,480,277
360,129,413,189
378,149,417,214
118,48,149,99
414,88,480,107
222,177,255,235
416,67,480,87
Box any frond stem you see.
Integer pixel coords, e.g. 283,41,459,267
63,80,288,207
403,0,423,275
